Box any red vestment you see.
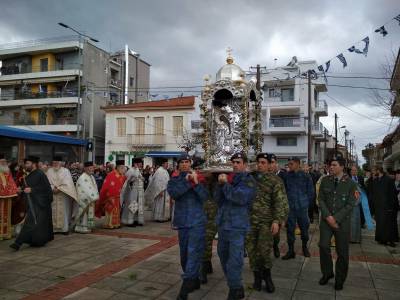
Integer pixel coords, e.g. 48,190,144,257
0,172,18,240
95,170,126,228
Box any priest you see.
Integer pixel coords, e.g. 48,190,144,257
145,159,171,222
95,160,126,229
0,154,18,240
74,161,99,233
47,157,78,234
121,158,145,226
10,156,53,251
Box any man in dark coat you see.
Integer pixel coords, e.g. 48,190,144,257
372,167,399,247
10,156,54,251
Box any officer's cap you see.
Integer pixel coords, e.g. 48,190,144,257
230,152,248,163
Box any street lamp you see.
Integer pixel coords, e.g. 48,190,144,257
58,22,99,159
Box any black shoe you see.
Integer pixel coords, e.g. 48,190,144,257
227,286,245,300
319,274,334,285
302,244,311,257
192,278,200,290
204,260,213,274
334,281,343,290
177,280,189,300
62,231,70,236
263,268,275,293
281,250,295,260
9,243,20,251
273,244,280,258
200,264,208,284
252,271,262,291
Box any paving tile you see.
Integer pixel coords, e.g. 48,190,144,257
369,263,400,279
145,271,181,286
91,276,136,292
336,286,378,299
63,287,116,300
0,274,30,289
0,289,28,300
8,278,55,293
112,267,155,281
292,291,334,300
134,260,170,271
124,281,170,298
295,278,335,295
248,288,293,299
40,257,76,268
375,289,400,300
373,278,400,291
65,261,102,272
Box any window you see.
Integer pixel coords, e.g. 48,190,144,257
135,117,145,135
116,118,126,136
173,116,183,136
281,88,294,102
40,58,48,72
277,137,297,146
130,76,134,87
154,117,164,135
268,88,277,97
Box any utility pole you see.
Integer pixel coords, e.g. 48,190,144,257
135,54,140,103
344,129,349,164
350,139,354,165
324,128,327,162
307,70,312,164
249,64,265,154
334,113,338,156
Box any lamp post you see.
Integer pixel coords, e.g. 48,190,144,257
58,23,99,141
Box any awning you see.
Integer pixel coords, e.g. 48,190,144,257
0,125,86,146
145,151,186,158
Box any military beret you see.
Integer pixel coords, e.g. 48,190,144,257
231,152,248,162
269,153,277,161
288,156,300,163
256,152,269,161
177,153,191,163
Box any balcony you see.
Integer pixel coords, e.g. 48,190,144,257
11,116,79,132
127,134,165,147
0,63,81,84
312,122,324,138
267,117,306,134
0,90,79,107
109,78,122,89
314,100,328,116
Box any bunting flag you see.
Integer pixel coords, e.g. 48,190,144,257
375,25,388,36
348,46,363,54
394,14,400,25
348,36,369,57
337,53,347,68
317,65,324,72
325,60,331,72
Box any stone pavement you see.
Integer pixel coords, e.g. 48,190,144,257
0,215,400,300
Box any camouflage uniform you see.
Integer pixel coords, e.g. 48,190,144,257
203,197,218,262
247,172,289,270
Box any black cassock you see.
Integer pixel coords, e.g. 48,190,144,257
371,175,399,243
15,169,54,247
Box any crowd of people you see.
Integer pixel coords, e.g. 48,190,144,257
0,152,399,300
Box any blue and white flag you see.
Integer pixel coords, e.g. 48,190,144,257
394,14,400,25
348,37,369,57
337,53,347,68
317,65,324,72
375,25,388,36
325,60,331,72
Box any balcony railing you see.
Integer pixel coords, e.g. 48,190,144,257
313,122,324,134
0,63,80,76
0,90,78,101
127,134,166,146
269,117,304,127
13,117,77,126
316,100,328,110
110,79,122,88
0,35,79,51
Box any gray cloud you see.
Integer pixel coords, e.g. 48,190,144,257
1,0,399,162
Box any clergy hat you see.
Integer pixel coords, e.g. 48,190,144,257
24,156,40,163
256,153,270,162
116,160,125,166
230,152,248,163
84,161,94,167
132,158,143,165
0,154,5,160
288,156,300,163
52,156,63,162
177,153,191,163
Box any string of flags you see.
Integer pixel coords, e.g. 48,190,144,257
311,13,400,80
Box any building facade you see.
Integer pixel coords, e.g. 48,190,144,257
103,96,195,166
0,36,150,162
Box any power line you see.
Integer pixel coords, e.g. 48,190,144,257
325,94,391,125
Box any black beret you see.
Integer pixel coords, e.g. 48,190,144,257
177,153,191,163
116,160,125,166
84,161,94,167
288,156,300,163
256,153,270,162
231,152,248,162
269,153,277,161
24,156,40,163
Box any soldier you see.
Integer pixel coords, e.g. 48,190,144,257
248,153,289,293
214,152,256,300
268,154,286,258
282,157,314,260
167,154,209,300
318,156,357,291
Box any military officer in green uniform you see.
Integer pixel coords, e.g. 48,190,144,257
318,156,357,291
247,153,289,293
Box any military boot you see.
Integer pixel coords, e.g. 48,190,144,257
227,286,245,300
252,270,262,291
204,260,213,274
199,264,208,284
273,243,280,258
263,268,275,293
281,243,295,260
302,242,311,258
176,280,190,300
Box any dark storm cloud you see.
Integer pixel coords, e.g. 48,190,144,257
1,0,399,161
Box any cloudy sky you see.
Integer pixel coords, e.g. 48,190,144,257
1,0,399,163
